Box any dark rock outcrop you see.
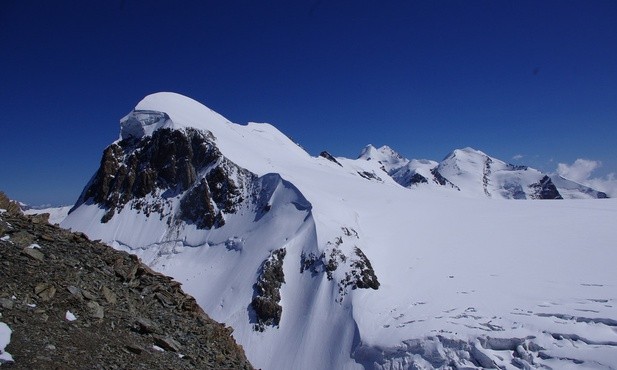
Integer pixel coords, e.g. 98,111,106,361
73,128,251,228
409,173,428,185
430,168,460,190
0,192,21,215
346,247,380,290
319,151,343,167
251,248,286,331
357,171,383,182
0,205,254,369
529,176,563,199
299,228,380,303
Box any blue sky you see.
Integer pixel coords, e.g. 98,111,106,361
1,0,616,205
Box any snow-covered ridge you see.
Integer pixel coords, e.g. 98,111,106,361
119,92,608,200
358,143,608,199
63,92,617,369
119,92,231,140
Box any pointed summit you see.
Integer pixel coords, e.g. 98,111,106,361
358,144,409,173
358,144,379,160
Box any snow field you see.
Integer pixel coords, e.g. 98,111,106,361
62,93,617,369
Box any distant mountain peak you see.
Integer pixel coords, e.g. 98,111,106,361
358,144,409,173
445,147,489,160
353,145,605,200
358,144,378,159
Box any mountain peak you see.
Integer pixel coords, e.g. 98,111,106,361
446,147,488,159
358,144,378,160
120,92,231,140
358,144,409,173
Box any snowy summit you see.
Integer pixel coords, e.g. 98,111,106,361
62,92,617,370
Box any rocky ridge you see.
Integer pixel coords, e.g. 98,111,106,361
74,127,251,228
0,192,253,369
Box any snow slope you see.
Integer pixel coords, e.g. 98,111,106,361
23,205,72,225
551,174,609,199
63,92,617,369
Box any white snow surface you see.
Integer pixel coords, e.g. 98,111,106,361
24,205,72,225
0,322,13,364
551,174,609,199
65,311,77,322
63,92,617,370
358,144,410,172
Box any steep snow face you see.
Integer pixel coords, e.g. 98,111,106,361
120,110,171,140
436,147,562,199
63,94,381,369
120,92,232,140
389,159,441,188
64,92,617,370
550,174,609,199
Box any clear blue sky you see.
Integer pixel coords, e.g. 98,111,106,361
1,0,616,205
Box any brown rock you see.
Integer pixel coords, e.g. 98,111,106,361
66,285,82,299
102,286,117,304
22,247,44,261
34,283,56,301
29,213,50,224
0,204,254,369
125,344,144,355
135,317,160,334
153,335,181,352
12,230,35,247
86,301,104,319
81,289,98,300
0,191,22,214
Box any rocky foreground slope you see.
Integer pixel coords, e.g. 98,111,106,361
0,192,253,369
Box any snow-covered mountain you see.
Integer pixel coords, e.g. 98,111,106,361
359,144,608,199
63,92,617,369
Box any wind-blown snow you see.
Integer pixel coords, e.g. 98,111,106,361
63,92,617,370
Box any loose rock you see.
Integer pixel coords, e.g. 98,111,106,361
153,335,181,352
21,247,44,261
34,283,56,301
0,203,254,369
86,301,105,319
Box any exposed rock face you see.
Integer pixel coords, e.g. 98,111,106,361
319,151,343,167
0,206,254,369
73,128,251,228
409,173,428,185
345,247,380,290
0,192,21,215
300,227,380,303
357,171,383,182
430,168,460,190
251,248,286,331
529,176,563,199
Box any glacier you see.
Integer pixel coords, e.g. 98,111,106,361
63,92,617,369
